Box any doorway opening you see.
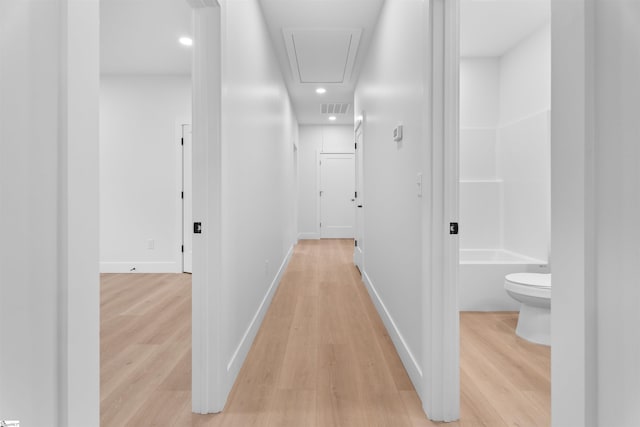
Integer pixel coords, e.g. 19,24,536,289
99,0,199,422
353,115,364,270
181,124,193,273
319,152,356,239
457,0,551,423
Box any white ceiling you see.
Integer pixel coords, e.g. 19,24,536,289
100,0,549,122
259,0,385,125
460,0,550,57
100,0,192,75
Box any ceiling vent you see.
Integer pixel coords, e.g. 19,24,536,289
283,28,362,84
321,103,351,115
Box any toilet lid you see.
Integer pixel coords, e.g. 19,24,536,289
505,273,551,288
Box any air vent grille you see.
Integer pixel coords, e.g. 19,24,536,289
321,103,351,115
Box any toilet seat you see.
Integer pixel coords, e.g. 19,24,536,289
504,273,551,299
505,273,551,287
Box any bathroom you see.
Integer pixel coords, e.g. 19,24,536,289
458,2,551,339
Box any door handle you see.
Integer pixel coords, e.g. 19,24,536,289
351,199,355,201
357,205,363,208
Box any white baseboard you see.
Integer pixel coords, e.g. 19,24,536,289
361,271,423,390
100,261,180,273
297,232,320,240
226,245,294,381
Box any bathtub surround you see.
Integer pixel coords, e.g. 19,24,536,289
498,24,551,126
497,24,551,262
497,111,550,261
460,24,551,260
459,24,550,311
459,250,548,311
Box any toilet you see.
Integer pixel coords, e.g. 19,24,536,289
504,273,551,346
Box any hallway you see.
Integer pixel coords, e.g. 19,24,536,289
101,239,549,426
217,239,424,426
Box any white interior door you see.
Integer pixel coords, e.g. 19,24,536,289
182,124,193,273
354,121,364,269
319,153,355,238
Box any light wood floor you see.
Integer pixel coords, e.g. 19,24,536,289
101,239,550,426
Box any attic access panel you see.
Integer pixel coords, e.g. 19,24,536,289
283,28,362,84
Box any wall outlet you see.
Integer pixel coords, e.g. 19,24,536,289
147,239,155,249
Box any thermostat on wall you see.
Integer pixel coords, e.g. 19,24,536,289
393,124,403,142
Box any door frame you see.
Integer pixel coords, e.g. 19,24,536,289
181,123,193,273
353,114,364,269
318,152,356,239
188,0,224,414
422,0,460,421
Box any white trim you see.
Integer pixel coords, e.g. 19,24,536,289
442,2,461,422
318,152,356,239
177,121,191,273
190,1,223,414
99,262,181,273
298,232,320,240
316,150,321,236
421,0,460,422
353,112,365,271
59,1,100,423
361,271,423,385
550,2,597,425
226,245,295,376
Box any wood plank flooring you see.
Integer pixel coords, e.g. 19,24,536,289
101,239,550,426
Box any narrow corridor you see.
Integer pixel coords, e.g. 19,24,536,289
216,239,425,426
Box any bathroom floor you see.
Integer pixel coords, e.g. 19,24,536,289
460,311,551,426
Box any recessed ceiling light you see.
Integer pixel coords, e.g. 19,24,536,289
315,87,327,94
179,37,193,47
328,116,337,121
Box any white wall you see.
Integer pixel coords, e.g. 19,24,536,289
217,0,299,400
552,3,640,425
297,125,352,239
498,24,551,126
0,0,99,425
0,3,59,423
550,3,596,426
100,75,191,273
594,4,640,424
354,0,427,401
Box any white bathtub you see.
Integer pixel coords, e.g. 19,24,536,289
459,249,549,311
